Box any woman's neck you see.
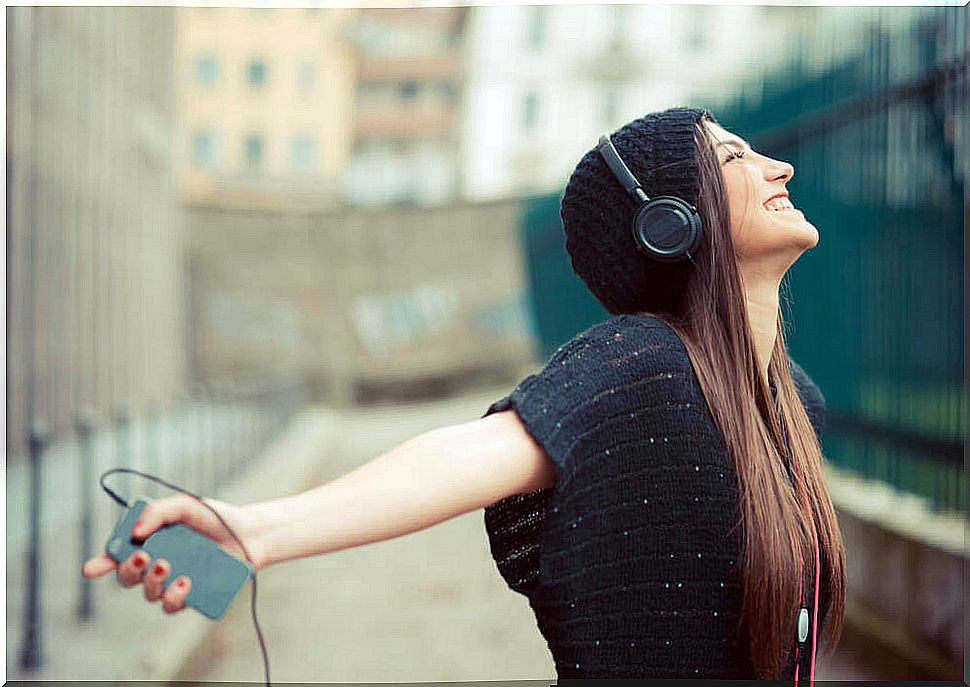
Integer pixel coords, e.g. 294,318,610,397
741,277,781,388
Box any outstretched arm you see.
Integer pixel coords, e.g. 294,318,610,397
245,409,554,568
82,406,554,600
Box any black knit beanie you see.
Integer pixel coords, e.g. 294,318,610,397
561,106,714,315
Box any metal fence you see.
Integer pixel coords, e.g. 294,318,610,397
516,7,966,514
710,7,966,515
11,374,307,672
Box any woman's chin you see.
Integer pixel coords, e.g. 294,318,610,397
774,213,819,248
797,219,820,248
777,224,819,260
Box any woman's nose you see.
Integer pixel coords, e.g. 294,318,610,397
766,157,794,182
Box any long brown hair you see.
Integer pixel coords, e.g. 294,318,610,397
644,115,846,677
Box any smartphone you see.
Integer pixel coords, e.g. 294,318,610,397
104,497,253,620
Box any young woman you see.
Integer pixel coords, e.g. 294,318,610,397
83,107,845,681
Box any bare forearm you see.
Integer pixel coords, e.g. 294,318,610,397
243,422,520,569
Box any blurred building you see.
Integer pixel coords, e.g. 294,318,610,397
175,7,357,208
6,7,186,455
173,7,530,403
458,4,951,202
343,7,467,207
460,4,771,200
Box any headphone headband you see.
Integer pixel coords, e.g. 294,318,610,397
597,135,649,204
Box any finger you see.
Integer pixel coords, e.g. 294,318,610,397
82,554,118,579
117,550,150,588
144,559,170,602
162,576,191,614
132,493,196,540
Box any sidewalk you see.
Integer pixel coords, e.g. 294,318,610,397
174,385,556,684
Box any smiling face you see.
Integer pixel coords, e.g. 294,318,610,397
703,120,819,266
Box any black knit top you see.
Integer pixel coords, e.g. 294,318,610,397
481,313,828,679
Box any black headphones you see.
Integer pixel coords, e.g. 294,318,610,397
596,134,703,264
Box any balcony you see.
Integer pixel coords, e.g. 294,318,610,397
355,104,454,138
357,55,460,82
578,42,645,83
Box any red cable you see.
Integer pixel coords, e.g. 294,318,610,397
784,404,819,687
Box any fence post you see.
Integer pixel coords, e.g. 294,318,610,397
218,381,232,489
76,407,96,620
144,402,158,497
204,385,216,493
190,385,204,493
175,390,191,490
223,381,234,482
19,418,51,672
248,387,258,469
254,397,264,465
112,405,130,495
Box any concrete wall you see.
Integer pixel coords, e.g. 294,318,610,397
6,7,186,455
186,196,536,404
828,465,965,678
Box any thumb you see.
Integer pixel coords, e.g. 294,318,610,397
132,494,196,539
82,553,118,579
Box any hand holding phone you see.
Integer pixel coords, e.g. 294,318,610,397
88,496,254,620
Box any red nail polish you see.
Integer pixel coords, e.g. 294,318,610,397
153,563,164,575
176,579,186,588
133,554,146,568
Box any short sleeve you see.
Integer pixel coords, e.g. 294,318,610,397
480,315,683,485
788,357,827,437
482,394,512,418
480,392,549,597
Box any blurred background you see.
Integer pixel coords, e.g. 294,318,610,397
5,2,966,683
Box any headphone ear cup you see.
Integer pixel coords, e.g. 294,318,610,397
631,196,703,263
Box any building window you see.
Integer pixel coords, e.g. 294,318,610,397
400,80,419,101
245,134,264,171
291,136,315,172
194,55,219,85
358,82,399,107
192,131,218,168
603,88,619,125
437,82,456,102
247,60,267,87
686,5,708,51
448,23,462,47
523,92,539,132
527,6,546,50
297,60,314,92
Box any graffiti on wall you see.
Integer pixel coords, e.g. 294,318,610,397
352,282,460,357
469,294,533,341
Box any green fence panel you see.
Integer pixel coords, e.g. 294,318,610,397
518,192,609,361
707,9,965,513
517,8,965,513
